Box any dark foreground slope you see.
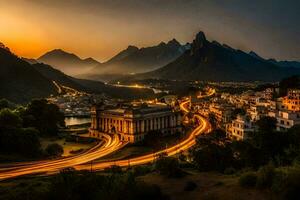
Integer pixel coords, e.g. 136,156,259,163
0,47,57,103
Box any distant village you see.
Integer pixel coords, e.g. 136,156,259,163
194,86,300,140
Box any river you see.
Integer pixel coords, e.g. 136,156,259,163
65,117,91,126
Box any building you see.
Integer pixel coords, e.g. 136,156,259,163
282,89,300,111
90,103,182,143
227,115,255,141
208,103,234,129
273,110,300,131
247,105,268,121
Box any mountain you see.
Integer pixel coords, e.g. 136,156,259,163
37,49,100,76
248,51,300,69
268,59,300,69
82,39,188,81
22,57,38,64
135,32,300,82
32,62,154,99
0,45,57,103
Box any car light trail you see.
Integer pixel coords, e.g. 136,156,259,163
0,88,214,180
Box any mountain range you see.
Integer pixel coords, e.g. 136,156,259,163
80,39,189,81
37,49,100,76
0,44,153,103
132,32,300,81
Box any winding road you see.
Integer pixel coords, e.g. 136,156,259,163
0,134,128,180
0,88,215,180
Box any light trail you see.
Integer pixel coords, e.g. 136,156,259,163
0,134,127,180
76,89,215,171
0,88,215,180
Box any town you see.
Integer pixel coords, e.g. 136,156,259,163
1,1,300,199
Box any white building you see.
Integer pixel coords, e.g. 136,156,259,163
274,110,300,131
227,115,255,141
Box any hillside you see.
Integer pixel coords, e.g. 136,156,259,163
0,46,57,103
38,49,100,76
33,62,154,99
136,32,300,82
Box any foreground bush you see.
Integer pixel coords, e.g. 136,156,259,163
184,181,197,191
0,169,170,200
239,172,257,187
154,155,184,178
45,143,64,157
272,167,300,200
256,163,275,188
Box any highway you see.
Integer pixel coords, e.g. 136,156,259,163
0,87,215,180
75,97,211,171
0,134,128,180
75,88,215,171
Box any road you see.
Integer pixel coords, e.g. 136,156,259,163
0,88,215,180
76,101,209,171
75,89,215,171
0,134,127,180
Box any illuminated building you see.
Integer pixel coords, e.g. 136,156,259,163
90,103,182,143
227,115,255,140
282,89,300,111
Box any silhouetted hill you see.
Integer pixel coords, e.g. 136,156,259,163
82,39,188,81
32,62,154,99
22,57,38,64
38,49,100,76
268,59,300,68
0,46,57,103
136,32,300,81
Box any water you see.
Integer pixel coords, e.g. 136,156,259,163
65,117,91,126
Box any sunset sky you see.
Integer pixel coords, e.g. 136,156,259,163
0,0,299,62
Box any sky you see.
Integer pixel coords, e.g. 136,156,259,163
0,0,299,62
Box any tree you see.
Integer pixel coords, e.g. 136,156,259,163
231,108,246,120
22,99,65,136
191,135,235,172
154,154,183,178
208,113,217,128
46,143,64,157
0,108,22,130
279,75,300,97
0,98,9,110
256,116,277,133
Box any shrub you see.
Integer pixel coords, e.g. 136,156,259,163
184,181,197,191
239,172,257,187
154,156,184,178
224,167,236,175
271,167,300,200
104,165,123,174
256,164,275,188
45,143,64,157
132,165,152,176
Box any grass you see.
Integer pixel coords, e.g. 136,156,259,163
0,167,277,200
138,169,275,200
40,138,96,157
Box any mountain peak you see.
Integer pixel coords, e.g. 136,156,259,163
39,48,79,59
190,31,208,55
0,42,10,52
195,31,206,43
167,39,181,48
249,51,264,60
159,42,166,46
126,45,139,51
